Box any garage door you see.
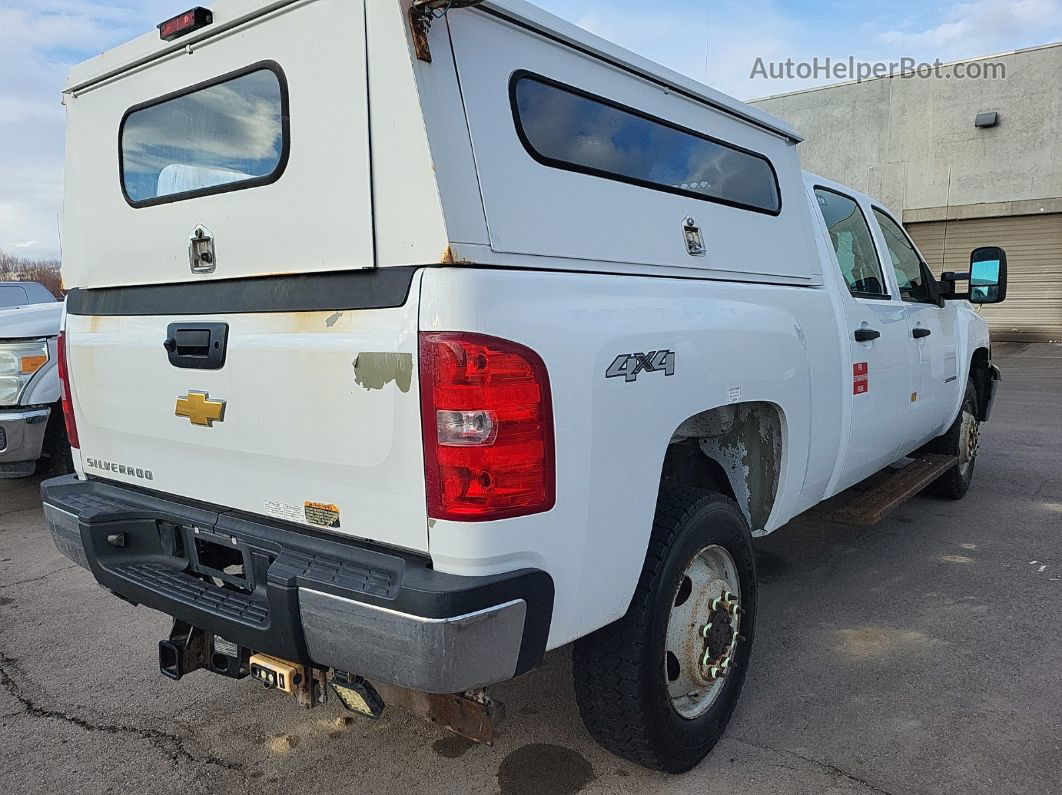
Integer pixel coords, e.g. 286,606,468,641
907,214,1062,342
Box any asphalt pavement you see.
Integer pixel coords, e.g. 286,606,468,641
1,343,1059,794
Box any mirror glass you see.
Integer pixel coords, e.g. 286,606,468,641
970,259,1001,303
969,247,1006,304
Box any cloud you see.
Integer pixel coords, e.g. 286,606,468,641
549,0,811,98
0,1,174,258
539,0,1062,100
877,0,1062,57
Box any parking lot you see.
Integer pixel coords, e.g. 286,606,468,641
1,343,1059,794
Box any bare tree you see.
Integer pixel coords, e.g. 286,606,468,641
0,251,17,280
0,250,64,298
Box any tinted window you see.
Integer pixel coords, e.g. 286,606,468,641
0,283,56,308
873,209,931,302
512,74,781,214
121,64,288,205
815,189,887,297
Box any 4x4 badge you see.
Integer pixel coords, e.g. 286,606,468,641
175,391,227,427
606,351,677,383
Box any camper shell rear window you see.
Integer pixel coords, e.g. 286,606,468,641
510,72,781,215
119,61,289,207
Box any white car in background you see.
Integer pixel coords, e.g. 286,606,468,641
0,282,71,478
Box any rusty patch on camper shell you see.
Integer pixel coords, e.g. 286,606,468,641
408,4,433,63
440,246,467,265
440,246,475,265
353,352,413,393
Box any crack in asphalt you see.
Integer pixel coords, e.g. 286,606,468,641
0,565,78,589
0,651,249,785
732,736,894,794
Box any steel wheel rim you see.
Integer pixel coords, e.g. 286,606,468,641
958,407,980,477
664,545,742,720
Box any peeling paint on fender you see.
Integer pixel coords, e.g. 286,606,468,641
353,352,413,393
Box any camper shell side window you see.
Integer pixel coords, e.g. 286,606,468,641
119,61,290,208
509,71,782,215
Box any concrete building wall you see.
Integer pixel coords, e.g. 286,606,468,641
751,43,1062,215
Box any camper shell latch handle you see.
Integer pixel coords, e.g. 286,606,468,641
189,224,217,274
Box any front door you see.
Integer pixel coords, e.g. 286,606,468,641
813,186,912,490
871,208,962,451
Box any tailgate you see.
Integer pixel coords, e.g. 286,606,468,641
58,0,431,551
64,271,429,552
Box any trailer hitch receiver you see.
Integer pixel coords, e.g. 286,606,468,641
159,621,209,681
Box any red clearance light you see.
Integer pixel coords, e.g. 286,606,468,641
420,332,555,522
56,331,79,449
158,7,213,41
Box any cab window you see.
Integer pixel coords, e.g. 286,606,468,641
873,208,932,303
814,188,888,298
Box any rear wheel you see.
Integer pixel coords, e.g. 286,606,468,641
572,488,756,772
926,380,980,499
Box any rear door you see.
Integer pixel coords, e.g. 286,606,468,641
62,0,431,552
812,185,911,489
871,207,961,450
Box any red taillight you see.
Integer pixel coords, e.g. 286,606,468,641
56,331,79,449
420,332,555,522
158,7,213,41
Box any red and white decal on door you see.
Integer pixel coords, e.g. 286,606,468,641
853,362,869,395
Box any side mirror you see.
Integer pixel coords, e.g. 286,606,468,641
969,247,1008,304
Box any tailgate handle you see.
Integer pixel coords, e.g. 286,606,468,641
164,323,229,370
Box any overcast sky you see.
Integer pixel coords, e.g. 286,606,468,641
1,0,1060,260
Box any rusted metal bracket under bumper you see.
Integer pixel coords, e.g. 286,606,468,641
372,682,505,745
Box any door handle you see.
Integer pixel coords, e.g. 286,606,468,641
164,322,229,370
854,328,881,342
912,328,932,339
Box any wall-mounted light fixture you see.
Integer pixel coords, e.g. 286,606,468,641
975,111,1000,129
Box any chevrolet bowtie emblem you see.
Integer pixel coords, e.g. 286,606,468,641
175,391,226,427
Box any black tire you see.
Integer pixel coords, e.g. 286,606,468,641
572,487,756,772
925,380,979,500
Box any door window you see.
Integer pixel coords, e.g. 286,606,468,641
873,209,933,303
814,188,888,297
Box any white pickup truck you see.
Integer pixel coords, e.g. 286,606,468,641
0,282,70,478
43,0,1006,772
